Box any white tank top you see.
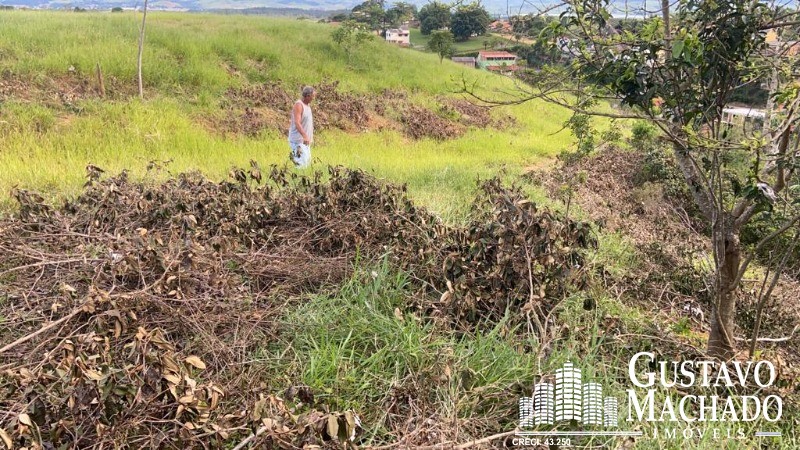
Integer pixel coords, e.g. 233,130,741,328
288,100,313,144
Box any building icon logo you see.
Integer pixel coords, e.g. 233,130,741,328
513,355,784,442
518,361,618,431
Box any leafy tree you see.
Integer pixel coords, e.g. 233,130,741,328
351,0,385,30
510,0,800,358
510,41,560,68
510,14,552,37
386,2,417,26
331,20,373,65
450,3,490,41
418,1,451,35
111,6,123,12
427,30,455,63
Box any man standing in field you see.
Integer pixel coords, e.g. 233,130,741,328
288,86,315,168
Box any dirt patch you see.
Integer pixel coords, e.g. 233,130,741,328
216,81,375,136
313,80,371,132
441,98,493,128
0,76,32,101
0,71,134,107
533,147,702,268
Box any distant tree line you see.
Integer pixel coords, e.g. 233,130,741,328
329,0,491,43
329,1,417,31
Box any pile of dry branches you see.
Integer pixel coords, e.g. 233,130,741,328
0,165,594,449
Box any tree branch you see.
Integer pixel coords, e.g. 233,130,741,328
730,213,800,293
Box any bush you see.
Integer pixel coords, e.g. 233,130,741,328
741,213,800,278
629,121,691,203
629,120,657,152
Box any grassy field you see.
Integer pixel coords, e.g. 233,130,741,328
408,27,515,53
0,10,575,219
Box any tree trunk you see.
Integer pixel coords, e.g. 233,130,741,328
708,231,740,359
661,0,670,40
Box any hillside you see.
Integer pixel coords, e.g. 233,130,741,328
0,10,576,218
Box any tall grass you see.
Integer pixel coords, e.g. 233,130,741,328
262,262,538,444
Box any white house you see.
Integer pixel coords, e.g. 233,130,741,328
722,106,765,132
385,26,410,46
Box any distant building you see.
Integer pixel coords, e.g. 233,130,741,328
722,106,765,132
476,51,519,73
451,56,476,68
489,20,513,33
385,26,410,46
765,29,800,57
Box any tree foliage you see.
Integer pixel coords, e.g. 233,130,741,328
386,2,417,26
419,1,451,35
331,20,373,65
529,0,800,358
351,0,386,30
510,14,553,37
450,3,491,41
427,30,455,63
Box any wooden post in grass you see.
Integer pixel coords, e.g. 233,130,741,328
137,0,148,99
95,62,105,98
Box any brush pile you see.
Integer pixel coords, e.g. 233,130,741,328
220,80,373,136
399,105,465,140
217,80,518,141
0,165,593,449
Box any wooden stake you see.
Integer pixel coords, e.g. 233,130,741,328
137,0,149,99
96,62,105,98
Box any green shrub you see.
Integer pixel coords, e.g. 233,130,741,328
629,121,692,204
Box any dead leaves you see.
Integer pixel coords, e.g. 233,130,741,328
185,355,206,370
400,105,464,140
0,165,595,449
0,428,12,450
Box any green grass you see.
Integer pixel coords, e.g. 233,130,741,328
409,27,514,53
0,96,574,219
261,262,538,444
264,264,800,449
0,11,505,96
